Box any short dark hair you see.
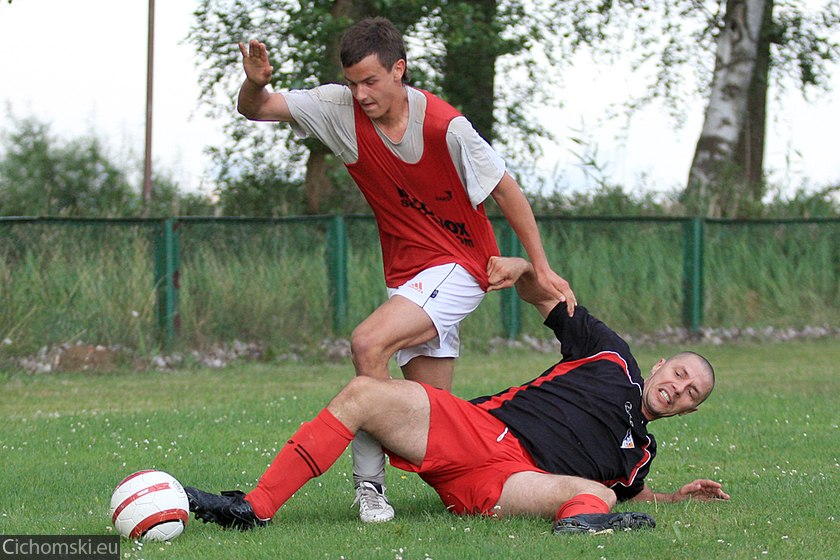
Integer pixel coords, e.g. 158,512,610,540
339,17,409,83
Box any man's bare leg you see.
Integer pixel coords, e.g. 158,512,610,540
186,378,431,529
349,296,439,521
495,472,616,518
496,472,655,534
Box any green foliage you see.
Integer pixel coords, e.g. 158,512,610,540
576,0,840,119
0,223,158,353
0,115,213,217
704,220,840,328
177,220,333,347
187,0,357,214
207,143,368,216
771,1,840,91
0,116,134,217
185,0,601,210
762,184,840,217
184,0,840,214
210,146,307,216
1,340,839,558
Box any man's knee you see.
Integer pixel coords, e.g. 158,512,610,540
586,485,617,510
342,375,379,401
563,477,617,510
350,325,389,371
328,376,381,425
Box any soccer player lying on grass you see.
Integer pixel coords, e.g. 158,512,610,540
185,256,730,534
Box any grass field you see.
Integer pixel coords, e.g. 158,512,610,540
1,338,838,559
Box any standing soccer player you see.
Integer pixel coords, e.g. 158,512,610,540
236,17,576,522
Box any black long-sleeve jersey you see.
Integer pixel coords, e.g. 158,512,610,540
470,304,656,501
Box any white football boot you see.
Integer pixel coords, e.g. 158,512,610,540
353,481,395,523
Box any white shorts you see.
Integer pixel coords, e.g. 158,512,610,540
388,263,486,367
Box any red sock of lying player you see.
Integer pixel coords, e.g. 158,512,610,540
554,493,611,521
246,408,354,520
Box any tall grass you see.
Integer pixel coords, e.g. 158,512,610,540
178,220,332,349
0,223,158,353
1,217,838,359
704,221,840,327
1,339,838,559
528,219,686,331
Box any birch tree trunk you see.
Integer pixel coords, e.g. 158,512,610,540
686,0,767,217
735,0,774,205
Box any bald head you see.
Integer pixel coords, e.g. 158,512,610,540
641,351,715,421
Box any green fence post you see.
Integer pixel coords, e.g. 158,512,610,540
682,217,704,333
327,215,349,334
154,219,180,350
499,223,522,340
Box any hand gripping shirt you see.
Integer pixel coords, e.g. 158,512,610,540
470,305,656,500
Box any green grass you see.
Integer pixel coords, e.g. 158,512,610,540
1,339,838,559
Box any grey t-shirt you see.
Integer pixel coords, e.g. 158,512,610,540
282,85,505,208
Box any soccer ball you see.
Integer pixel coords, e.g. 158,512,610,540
110,470,189,541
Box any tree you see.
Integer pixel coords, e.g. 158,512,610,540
567,0,839,217
0,117,56,215
189,0,370,215
188,0,839,218
686,0,767,217
0,117,135,217
734,0,840,211
0,115,214,217
187,0,581,214
735,0,774,194
687,0,840,216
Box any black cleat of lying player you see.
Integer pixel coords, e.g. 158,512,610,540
553,511,655,534
184,487,269,531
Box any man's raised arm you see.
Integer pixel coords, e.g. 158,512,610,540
237,40,294,122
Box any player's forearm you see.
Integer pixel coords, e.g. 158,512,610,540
507,260,560,317
631,488,680,503
491,176,551,269
632,480,729,503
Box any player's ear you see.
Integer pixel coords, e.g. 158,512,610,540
391,59,406,81
650,358,666,375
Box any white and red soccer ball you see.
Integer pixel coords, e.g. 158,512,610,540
110,470,189,540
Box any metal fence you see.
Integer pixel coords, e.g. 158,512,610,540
1,215,837,353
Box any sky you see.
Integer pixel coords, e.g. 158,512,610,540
1,0,838,199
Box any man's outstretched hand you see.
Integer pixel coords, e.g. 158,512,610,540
532,266,576,317
672,479,730,502
238,39,274,87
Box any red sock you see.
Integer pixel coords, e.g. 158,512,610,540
554,493,611,521
245,408,353,520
